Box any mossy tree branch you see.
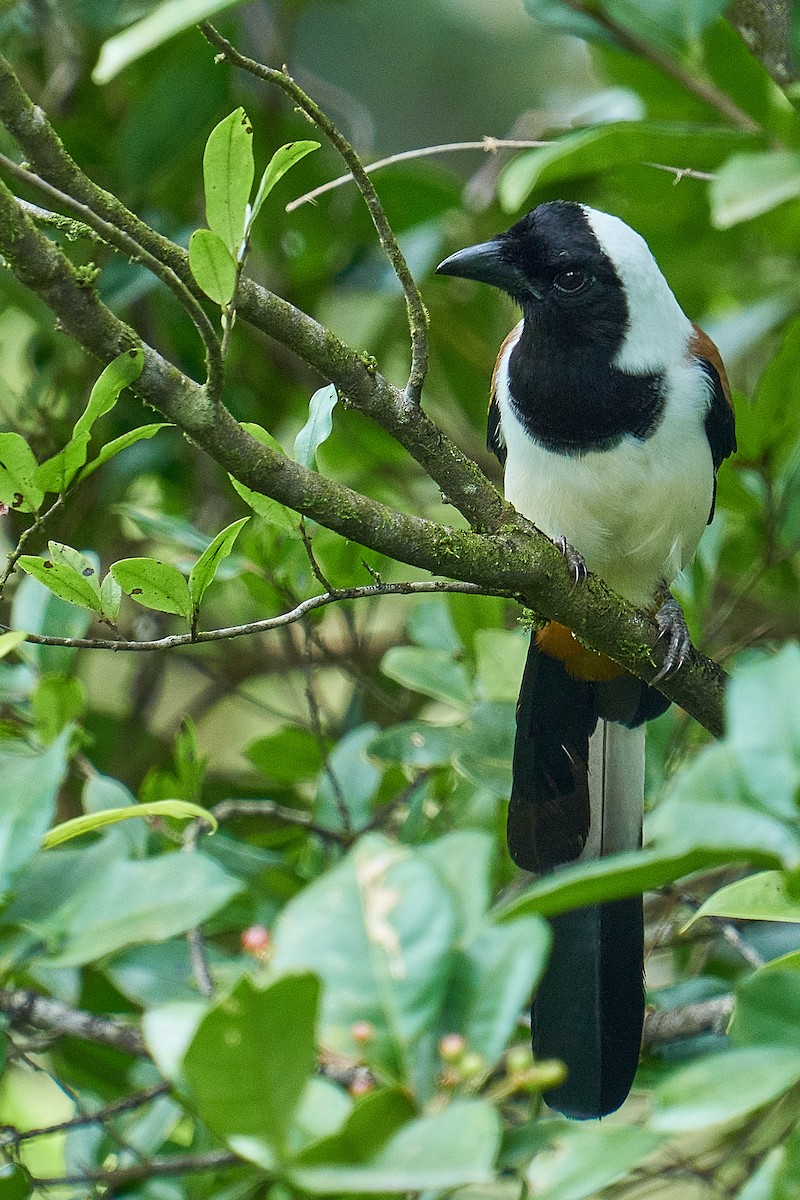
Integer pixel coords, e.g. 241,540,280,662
0,55,728,737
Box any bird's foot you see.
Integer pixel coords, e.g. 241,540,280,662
553,536,588,586
652,592,691,683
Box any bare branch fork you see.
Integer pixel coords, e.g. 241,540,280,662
0,43,727,736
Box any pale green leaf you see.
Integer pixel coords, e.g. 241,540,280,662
686,871,800,927
17,553,102,613
100,571,122,621
0,432,44,513
381,646,472,707
42,800,217,849
188,516,249,610
189,228,237,306
78,423,171,482
0,631,27,660
652,1046,800,1131
203,107,254,256
110,557,193,619
294,384,338,469
93,0,247,83
229,423,296,529
248,141,320,232
711,151,800,228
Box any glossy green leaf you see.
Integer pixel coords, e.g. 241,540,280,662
183,974,319,1162
315,723,381,832
381,646,472,707
651,1046,800,1131
499,123,752,211
291,1099,501,1192
0,432,43,513
270,833,459,1097
229,423,296,529
0,631,27,660
203,107,254,256
93,0,246,83
188,516,249,610
474,629,527,702
688,871,800,927
110,557,193,619
17,550,102,613
100,570,122,621
525,1121,664,1200
41,852,242,967
43,799,217,848
711,152,800,228
32,673,85,744
78,423,171,482
46,542,102,602
248,140,320,232
725,645,800,820
0,730,71,894
189,227,237,306
729,968,800,1048
34,348,144,493
294,384,338,469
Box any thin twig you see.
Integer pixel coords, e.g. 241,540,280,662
30,1149,242,1189
199,21,429,404
286,137,553,210
643,994,734,1047
11,195,107,242
0,153,224,401
1,580,514,651
0,1084,170,1147
562,0,761,134
210,798,349,843
0,496,64,602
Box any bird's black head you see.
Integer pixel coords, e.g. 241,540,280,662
436,201,629,353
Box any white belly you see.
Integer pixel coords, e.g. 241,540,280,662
497,363,714,608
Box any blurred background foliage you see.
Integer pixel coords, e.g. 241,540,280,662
3,0,800,1196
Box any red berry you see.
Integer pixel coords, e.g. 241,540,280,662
241,925,270,955
351,1021,374,1044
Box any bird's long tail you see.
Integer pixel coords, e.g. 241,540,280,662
509,638,650,1119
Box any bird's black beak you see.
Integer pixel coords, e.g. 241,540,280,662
436,239,525,294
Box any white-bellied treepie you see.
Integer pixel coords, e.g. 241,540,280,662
436,201,736,1119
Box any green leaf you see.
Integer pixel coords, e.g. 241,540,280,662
0,432,44,513
41,852,242,967
100,570,122,621
247,726,325,784
17,550,103,613
687,871,800,926
42,800,217,849
381,646,472,707
651,1045,800,1132
189,228,237,306
291,1099,501,1192
368,721,467,769
78,423,171,482
726,645,800,820
229,423,297,529
183,974,319,1163
248,141,320,233
315,723,381,833
110,557,193,619
294,384,338,469
46,542,102,603
525,1121,665,1200
0,631,27,660
711,151,800,228
0,731,71,894
34,348,144,493
270,833,459,1097
499,123,753,211
730,968,800,1048
474,629,527,702
203,107,254,256
32,673,85,744
188,516,249,610
93,0,247,83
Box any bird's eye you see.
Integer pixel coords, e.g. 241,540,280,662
553,268,590,295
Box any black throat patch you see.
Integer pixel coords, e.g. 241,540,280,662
500,203,667,454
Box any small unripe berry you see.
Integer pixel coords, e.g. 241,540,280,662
350,1021,374,1045
438,1033,466,1063
349,1073,374,1097
506,1045,531,1074
241,925,270,956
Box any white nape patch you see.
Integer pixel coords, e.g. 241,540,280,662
493,340,714,608
581,206,692,375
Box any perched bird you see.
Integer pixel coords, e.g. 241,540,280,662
436,202,735,1119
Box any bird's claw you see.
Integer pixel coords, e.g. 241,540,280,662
652,595,691,683
554,536,588,587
